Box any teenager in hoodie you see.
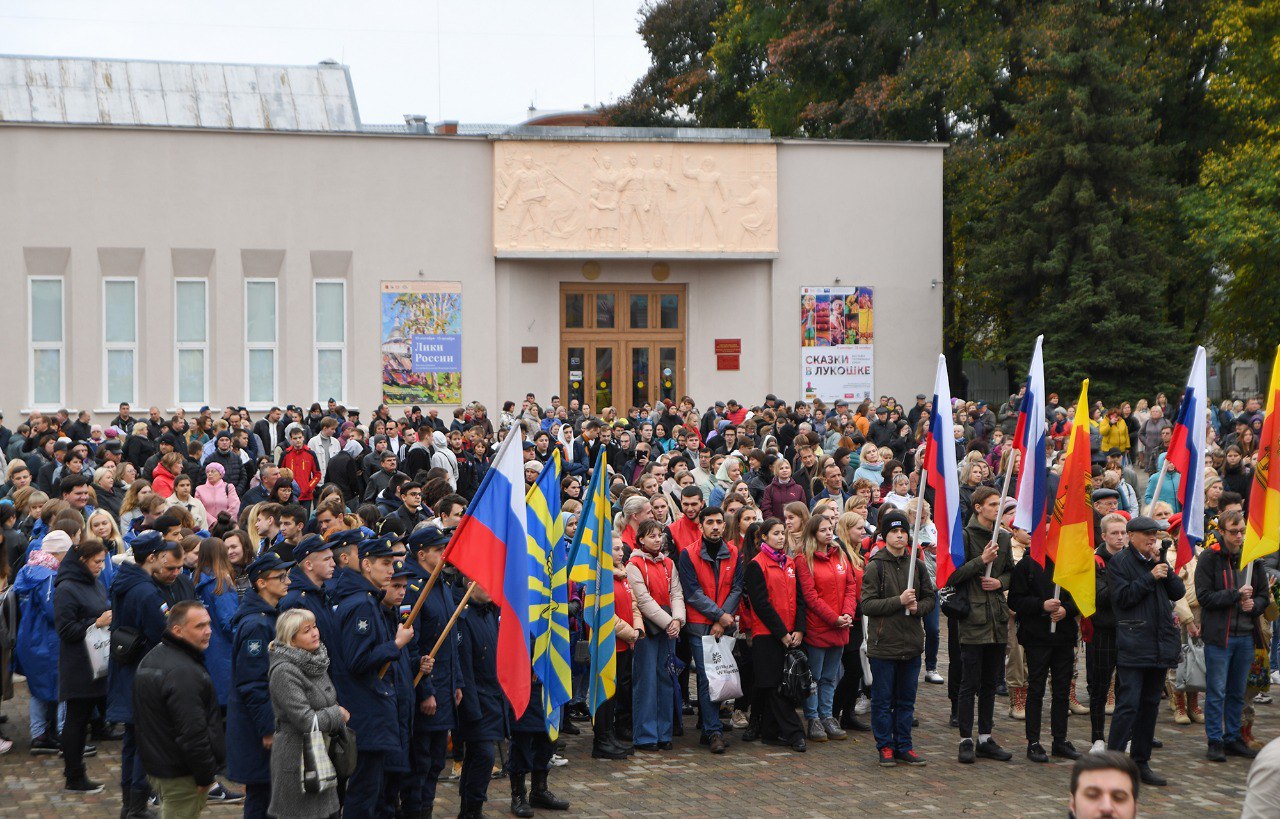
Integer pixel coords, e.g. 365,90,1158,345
430,431,460,490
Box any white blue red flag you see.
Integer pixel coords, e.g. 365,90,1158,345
1167,346,1207,571
925,355,965,587
1013,336,1049,564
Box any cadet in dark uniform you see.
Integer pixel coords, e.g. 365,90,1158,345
280,533,337,648
227,552,293,818
323,528,368,611
331,535,415,818
378,557,424,818
508,675,571,817
400,526,464,818
456,584,507,819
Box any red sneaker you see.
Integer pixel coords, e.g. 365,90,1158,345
878,747,897,767
894,749,927,766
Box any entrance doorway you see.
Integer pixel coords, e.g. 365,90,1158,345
560,283,685,411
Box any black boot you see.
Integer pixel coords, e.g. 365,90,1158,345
529,770,570,811
127,788,157,818
509,774,534,818
119,787,131,819
457,801,484,819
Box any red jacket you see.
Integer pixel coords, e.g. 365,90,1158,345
279,446,321,501
744,552,799,636
613,573,636,653
795,547,860,647
668,515,702,552
151,463,176,499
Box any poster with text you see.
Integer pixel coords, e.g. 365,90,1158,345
800,286,873,403
381,281,462,406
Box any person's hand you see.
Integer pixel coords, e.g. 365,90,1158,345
95,610,113,628
1049,607,1067,623
836,614,853,628
395,623,415,648
338,706,350,723
718,612,735,628
787,632,803,648
262,736,273,750
666,620,681,638
981,542,999,565
420,696,438,716
1243,596,1255,613
1188,622,1201,638
1240,585,1253,600
1043,599,1062,613
1151,563,1169,580
980,577,1001,591
420,655,435,675
455,688,463,706
899,587,917,607
710,622,724,638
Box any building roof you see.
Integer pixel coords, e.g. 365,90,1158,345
0,54,361,131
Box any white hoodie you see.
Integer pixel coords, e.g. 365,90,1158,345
430,430,459,489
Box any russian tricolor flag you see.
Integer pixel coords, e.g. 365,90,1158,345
1014,336,1049,564
443,427,533,716
925,355,965,587
1167,346,1207,571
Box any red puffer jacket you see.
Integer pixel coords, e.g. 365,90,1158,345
794,546,859,648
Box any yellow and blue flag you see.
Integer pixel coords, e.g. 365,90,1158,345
566,449,616,716
526,452,570,738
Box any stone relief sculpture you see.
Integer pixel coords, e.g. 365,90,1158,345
493,141,777,252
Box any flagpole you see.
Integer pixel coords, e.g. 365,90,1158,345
414,581,477,686
1049,584,1061,634
987,451,1018,578
906,468,926,615
1145,462,1169,516
380,557,447,679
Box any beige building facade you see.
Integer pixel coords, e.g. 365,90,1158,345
0,59,944,419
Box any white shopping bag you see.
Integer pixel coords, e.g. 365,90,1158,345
85,625,111,680
701,635,743,702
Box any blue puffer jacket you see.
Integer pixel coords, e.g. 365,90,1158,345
13,557,58,702
1108,544,1185,669
195,572,240,706
226,590,278,784
106,562,176,723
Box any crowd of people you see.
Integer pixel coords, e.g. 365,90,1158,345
0,388,1276,818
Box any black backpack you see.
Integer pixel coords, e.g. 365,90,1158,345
778,648,814,705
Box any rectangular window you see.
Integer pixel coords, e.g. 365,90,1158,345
245,279,278,406
103,278,137,405
174,279,208,407
29,277,64,407
314,280,346,403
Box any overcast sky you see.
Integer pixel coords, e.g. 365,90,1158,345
0,0,654,124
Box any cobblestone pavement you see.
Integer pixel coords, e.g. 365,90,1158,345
0,654,1267,817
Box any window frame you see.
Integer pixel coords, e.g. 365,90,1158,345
101,276,138,408
244,278,279,410
28,275,65,411
173,277,210,410
313,278,347,404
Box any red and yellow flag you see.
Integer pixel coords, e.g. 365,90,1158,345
1242,347,1280,567
1044,379,1096,617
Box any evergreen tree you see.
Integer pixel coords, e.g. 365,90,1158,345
965,0,1188,400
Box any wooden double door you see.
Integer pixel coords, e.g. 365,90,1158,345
560,283,685,410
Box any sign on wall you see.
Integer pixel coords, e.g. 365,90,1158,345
381,281,462,406
800,286,874,403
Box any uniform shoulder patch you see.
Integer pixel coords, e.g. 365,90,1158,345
247,639,263,656
356,618,370,634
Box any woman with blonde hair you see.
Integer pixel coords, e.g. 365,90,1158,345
782,501,809,556
267,608,347,819
795,513,858,742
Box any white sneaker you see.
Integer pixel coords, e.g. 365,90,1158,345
1090,740,1106,754
854,695,871,716
0,738,12,755
550,754,568,767
924,670,944,685
1255,692,1273,705
731,710,749,729
1270,670,1280,686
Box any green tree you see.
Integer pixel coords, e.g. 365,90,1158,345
1187,0,1280,364
964,0,1188,400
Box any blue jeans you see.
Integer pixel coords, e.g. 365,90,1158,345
27,693,64,739
803,645,844,720
924,594,941,671
1204,634,1254,743
632,635,674,745
869,655,921,752
689,631,724,736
